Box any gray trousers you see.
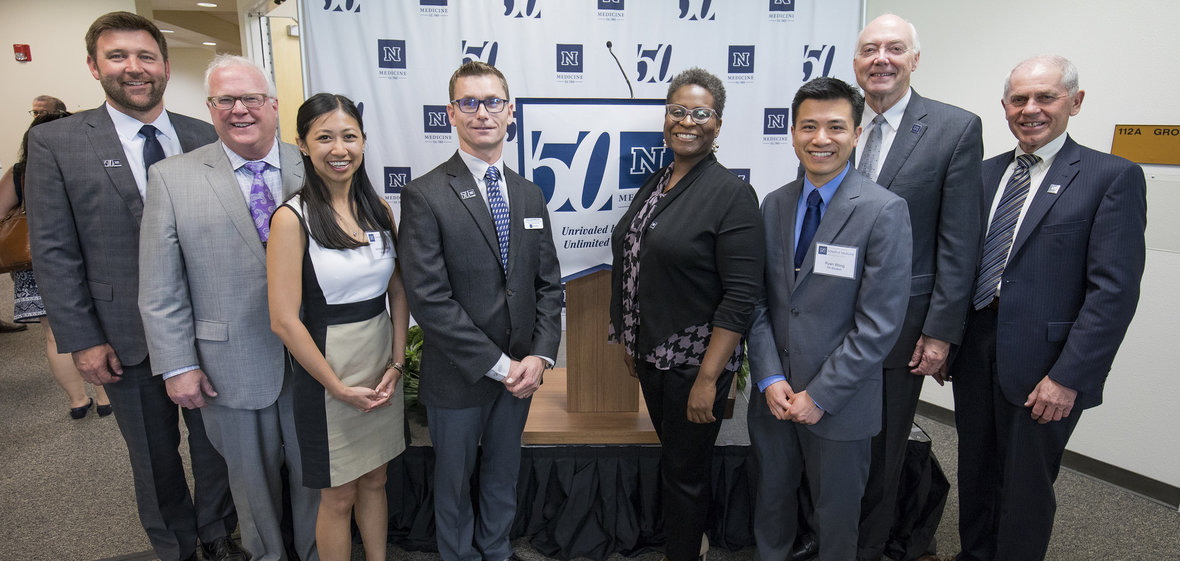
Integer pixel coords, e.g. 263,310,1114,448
427,387,531,561
201,378,320,561
750,414,871,561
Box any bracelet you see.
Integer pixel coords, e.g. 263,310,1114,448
386,357,405,374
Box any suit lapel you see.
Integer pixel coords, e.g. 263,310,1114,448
796,173,860,289
277,142,305,200
1010,136,1081,259
874,91,928,187
778,180,804,286
444,154,502,268
202,145,268,265
171,112,210,152
85,106,144,222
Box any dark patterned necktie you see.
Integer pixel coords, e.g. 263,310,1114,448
972,153,1041,310
243,161,277,243
485,165,510,270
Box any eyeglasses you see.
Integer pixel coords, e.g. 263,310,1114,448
856,43,911,59
666,103,718,124
28,110,52,117
206,93,270,110
451,97,508,114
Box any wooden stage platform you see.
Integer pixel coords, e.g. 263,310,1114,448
522,368,660,445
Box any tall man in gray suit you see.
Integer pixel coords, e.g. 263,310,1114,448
24,12,239,561
399,61,563,561
851,15,984,561
941,56,1146,561
138,54,319,561
747,77,912,561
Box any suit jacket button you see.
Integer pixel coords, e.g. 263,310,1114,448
507,289,515,297
505,328,511,335
790,307,799,316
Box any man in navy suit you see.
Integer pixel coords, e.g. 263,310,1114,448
944,55,1146,561
850,16,984,561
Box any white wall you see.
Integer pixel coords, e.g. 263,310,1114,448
867,0,1180,489
0,0,135,165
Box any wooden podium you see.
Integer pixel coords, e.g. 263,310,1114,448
564,270,637,412
522,270,657,444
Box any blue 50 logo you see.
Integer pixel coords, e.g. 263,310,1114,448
322,0,360,12
803,45,836,81
461,40,499,66
636,44,673,83
679,0,716,20
528,130,666,212
504,0,540,18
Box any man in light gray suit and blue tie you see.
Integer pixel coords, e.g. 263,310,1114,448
747,77,912,561
399,61,563,561
138,55,319,561
24,12,239,561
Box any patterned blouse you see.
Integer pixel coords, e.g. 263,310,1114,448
609,164,743,373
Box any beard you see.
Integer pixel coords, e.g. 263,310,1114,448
98,71,167,114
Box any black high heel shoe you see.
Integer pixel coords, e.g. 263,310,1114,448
69,398,94,419
96,403,113,417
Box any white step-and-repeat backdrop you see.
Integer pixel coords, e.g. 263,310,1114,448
301,0,862,280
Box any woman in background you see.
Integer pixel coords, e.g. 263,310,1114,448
609,67,764,561
267,93,408,561
0,110,112,419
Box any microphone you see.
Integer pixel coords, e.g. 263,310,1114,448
606,41,634,99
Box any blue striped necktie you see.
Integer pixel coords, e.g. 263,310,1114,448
485,165,510,271
972,153,1040,310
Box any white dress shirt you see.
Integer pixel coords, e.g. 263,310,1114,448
856,88,913,177
105,104,182,200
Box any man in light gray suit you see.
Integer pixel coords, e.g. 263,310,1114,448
398,61,563,561
747,77,912,561
138,54,319,561
852,15,983,560
24,12,239,561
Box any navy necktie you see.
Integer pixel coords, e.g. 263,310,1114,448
795,189,823,270
139,124,165,171
485,165,510,271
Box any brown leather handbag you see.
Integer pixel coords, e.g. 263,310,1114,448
0,206,32,273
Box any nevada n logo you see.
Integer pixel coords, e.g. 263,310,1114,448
636,44,673,83
461,40,499,66
763,108,790,145
679,0,716,21
504,0,541,18
384,167,411,195
322,0,360,12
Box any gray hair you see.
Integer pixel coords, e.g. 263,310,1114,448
204,54,278,98
666,67,726,118
1004,55,1079,98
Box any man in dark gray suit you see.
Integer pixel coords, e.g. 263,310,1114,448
399,61,563,561
24,12,239,561
747,77,912,561
138,55,319,561
851,15,984,561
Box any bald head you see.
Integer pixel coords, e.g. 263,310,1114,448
855,14,921,112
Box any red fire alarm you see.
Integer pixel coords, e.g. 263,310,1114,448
14,44,31,62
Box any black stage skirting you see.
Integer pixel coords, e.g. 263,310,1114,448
385,444,754,560
381,439,947,561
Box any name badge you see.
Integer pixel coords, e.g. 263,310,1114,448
814,243,857,279
103,159,122,168
366,231,393,260
1047,184,1061,195
523,217,544,230
460,189,477,200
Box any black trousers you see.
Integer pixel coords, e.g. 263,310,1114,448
952,307,1081,561
636,361,734,561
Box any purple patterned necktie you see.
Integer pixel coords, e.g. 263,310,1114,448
243,161,277,242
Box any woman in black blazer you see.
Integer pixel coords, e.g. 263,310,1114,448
609,67,764,561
